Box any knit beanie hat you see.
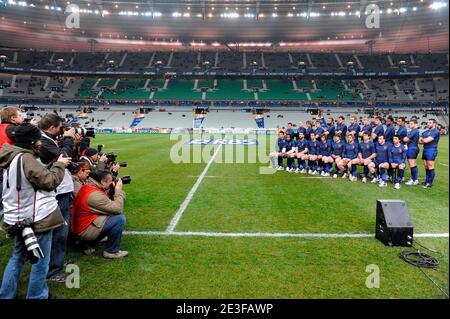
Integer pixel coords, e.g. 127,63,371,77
13,123,42,149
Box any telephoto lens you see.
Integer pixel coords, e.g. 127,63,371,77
22,227,44,264
120,176,132,185
119,162,128,167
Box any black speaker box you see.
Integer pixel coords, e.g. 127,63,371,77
375,200,413,247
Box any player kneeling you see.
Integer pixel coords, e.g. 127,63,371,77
338,134,359,181
295,132,309,173
357,132,376,183
390,135,407,189
307,133,320,174
368,135,390,187
330,134,344,178
318,134,333,177
284,134,297,172
269,131,286,170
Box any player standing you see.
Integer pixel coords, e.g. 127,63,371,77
404,119,420,185
419,119,440,188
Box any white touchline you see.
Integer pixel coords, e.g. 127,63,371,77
166,144,223,232
439,163,449,167
124,230,449,239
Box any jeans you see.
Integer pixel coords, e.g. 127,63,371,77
97,214,126,254
0,230,53,299
47,193,71,278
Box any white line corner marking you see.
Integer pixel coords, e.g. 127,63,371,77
166,144,222,232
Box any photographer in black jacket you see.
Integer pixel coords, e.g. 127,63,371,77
38,114,79,283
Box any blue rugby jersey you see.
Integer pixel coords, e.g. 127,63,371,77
314,127,325,137
277,137,287,152
285,139,297,152
297,138,308,153
406,128,420,148
396,125,408,143
348,123,361,139
308,140,320,155
390,144,407,163
361,124,373,135
318,140,331,156
373,124,385,142
384,124,395,144
421,128,440,151
336,123,347,136
305,127,313,140
358,141,376,159
375,142,390,163
326,125,336,140
343,142,358,159
331,140,345,157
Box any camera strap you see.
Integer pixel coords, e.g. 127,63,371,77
5,153,38,223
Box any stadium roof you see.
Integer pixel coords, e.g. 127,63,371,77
0,0,448,52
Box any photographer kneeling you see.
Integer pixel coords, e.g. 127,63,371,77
0,124,70,299
71,170,128,259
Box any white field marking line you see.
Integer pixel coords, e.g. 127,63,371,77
166,144,223,232
439,162,449,167
186,175,218,178
124,230,449,239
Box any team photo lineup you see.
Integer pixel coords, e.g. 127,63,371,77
270,114,442,189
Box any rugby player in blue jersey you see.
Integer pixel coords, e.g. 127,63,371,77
307,133,320,174
390,135,407,189
331,134,345,178
336,116,348,137
419,119,441,188
284,133,297,172
325,118,336,140
359,117,372,139
295,132,309,173
356,131,376,183
338,134,359,182
270,130,287,170
371,116,385,143
404,119,420,186
318,134,333,177
314,120,325,137
348,116,361,142
297,121,306,138
396,117,408,143
368,135,390,187
286,122,296,139
384,116,396,145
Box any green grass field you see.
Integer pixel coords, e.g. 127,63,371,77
0,134,448,298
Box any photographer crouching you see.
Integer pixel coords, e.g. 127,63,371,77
71,170,128,259
0,124,70,299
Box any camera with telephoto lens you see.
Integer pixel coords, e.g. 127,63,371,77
112,175,132,185
5,218,44,264
62,123,96,138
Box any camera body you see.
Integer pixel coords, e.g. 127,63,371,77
112,175,132,185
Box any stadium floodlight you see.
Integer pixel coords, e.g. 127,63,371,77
172,12,181,17
430,2,448,10
211,42,221,46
